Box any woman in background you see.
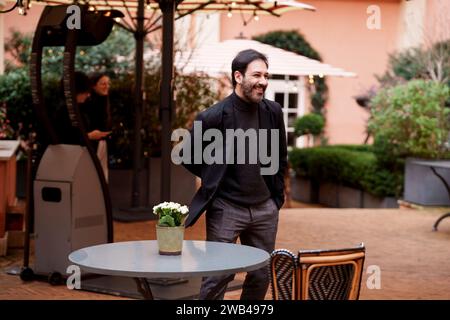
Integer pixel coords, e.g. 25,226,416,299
83,73,112,182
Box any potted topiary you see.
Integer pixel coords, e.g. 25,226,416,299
294,113,325,147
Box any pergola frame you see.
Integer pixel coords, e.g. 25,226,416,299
14,0,316,208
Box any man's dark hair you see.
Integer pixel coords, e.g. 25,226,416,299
231,49,268,88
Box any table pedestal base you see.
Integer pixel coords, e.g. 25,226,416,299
429,167,450,231
134,278,154,300
433,212,450,231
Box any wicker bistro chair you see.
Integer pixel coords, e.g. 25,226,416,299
270,249,297,300
270,244,365,300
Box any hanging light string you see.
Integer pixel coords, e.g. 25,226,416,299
0,1,19,14
239,7,260,26
0,0,33,15
0,0,29,14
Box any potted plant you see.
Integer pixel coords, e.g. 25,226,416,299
368,79,450,205
294,113,325,147
152,202,189,255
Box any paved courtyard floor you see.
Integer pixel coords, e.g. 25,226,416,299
1,207,449,300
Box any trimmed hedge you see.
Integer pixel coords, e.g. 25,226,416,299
289,145,403,198
321,144,374,153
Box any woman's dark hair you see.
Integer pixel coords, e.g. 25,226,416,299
88,72,112,128
231,49,268,88
89,72,109,87
59,71,91,95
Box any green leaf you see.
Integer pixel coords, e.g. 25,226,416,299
158,215,175,227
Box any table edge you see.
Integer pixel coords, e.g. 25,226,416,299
68,240,270,279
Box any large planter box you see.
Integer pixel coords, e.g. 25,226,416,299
319,182,339,207
291,175,398,208
109,158,197,209
290,174,318,203
404,158,450,206
338,185,363,208
319,184,364,208
362,192,398,208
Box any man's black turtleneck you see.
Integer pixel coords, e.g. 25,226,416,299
216,91,271,206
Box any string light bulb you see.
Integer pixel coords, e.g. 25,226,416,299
227,8,232,18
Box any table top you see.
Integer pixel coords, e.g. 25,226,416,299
68,240,270,278
412,160,450,169
0,140,20,161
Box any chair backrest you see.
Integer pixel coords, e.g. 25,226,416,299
270,249,297,300
297,243,365,300
270,244,365,300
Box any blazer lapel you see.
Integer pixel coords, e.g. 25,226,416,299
222,98,234,131
259,100,274,172
259,100,273,130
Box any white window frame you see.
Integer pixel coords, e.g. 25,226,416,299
265,75,306,148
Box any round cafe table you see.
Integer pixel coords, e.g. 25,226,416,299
69,240,270,299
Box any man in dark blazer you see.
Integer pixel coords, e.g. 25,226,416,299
182,49,287,300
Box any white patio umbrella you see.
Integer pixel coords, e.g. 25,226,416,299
175,39,356,78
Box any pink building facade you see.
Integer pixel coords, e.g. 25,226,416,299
219,0,449,144
1,0,449,144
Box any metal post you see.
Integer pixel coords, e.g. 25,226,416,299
131,0,145,207
159,0,175,201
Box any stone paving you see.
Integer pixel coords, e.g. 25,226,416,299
1,207,449,300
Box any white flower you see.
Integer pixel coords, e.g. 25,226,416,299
152,204,161,214
180,205,189,215
153,201,188,215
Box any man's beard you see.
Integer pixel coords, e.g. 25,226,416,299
242,79,266,104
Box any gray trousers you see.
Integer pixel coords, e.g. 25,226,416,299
199,196,279,300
